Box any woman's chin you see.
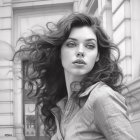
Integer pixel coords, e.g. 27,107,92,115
72,71,88,77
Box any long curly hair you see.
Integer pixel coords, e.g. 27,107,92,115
13,13,123,136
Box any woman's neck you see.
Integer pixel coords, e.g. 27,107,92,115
64,71,84,99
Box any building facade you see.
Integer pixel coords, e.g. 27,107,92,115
0,0,140,140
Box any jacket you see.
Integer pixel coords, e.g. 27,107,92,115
51,82,137,140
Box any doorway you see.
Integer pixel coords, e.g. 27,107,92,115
22,61,49,140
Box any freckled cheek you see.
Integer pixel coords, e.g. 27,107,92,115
61,49,73,60
87,54,98,67
60,51,72,68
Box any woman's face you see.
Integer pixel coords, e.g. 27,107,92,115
61,26,99,77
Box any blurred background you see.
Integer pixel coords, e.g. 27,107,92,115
0,0,140,139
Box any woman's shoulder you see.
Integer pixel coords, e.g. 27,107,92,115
86,82,126,108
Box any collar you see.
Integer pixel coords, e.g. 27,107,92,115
79,82,100,97
51,82,101,114
57,82,100,108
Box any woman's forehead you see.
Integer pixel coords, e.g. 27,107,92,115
68,26,97,41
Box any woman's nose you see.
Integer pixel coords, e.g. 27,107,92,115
76,51,84,57
76,44,85,57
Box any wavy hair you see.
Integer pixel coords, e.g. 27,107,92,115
13,13,123,136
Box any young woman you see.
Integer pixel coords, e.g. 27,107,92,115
14,13,137,140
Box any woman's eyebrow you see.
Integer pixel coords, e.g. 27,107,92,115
67,38,77,41
68,38,97,42
86,39,97,42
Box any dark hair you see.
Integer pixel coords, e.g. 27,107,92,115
13,13,123,136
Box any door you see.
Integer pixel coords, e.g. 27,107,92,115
23,61,49,140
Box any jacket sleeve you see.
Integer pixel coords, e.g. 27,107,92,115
93,85,137,140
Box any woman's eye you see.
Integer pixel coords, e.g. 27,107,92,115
86,44,95,49
66,42,76,47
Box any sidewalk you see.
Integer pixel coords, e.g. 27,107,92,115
0,137,17,140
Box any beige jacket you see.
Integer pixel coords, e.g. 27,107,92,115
51,82,137,140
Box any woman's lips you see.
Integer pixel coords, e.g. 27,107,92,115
73,59,86,65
